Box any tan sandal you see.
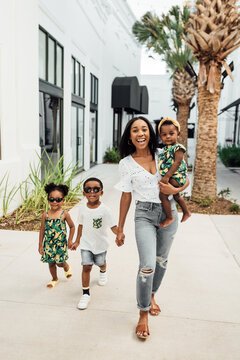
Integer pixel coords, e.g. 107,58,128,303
136,321,150,339
64,263,72,279
46,280,59,288
149,303,161,316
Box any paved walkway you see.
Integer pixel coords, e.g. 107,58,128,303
0,162,240,360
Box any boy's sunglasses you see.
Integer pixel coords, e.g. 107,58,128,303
48,197,64,203
84,187,101,193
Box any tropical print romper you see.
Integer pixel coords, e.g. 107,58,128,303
158,144,187,186
41,210,68,263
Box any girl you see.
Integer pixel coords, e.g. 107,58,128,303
115,116,189,339
158,117,191,227
38,183,75,288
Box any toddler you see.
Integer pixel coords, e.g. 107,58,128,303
38,183,75,288
69,177,118,310
158,117,191,227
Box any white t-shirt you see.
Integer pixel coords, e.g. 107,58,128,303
115,150,171,203
78,202,117,254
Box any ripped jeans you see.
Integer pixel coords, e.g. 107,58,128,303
135,200,178,311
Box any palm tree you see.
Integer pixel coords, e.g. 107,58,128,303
183,0,240,201
133,6,196,158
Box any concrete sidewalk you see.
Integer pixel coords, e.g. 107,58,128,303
0,164,240,360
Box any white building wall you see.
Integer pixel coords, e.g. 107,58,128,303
0,0,141,215
218,48,240,147
0,0,39,213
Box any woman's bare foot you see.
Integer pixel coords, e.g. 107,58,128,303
181,211,191,223
159,217,175,228
136,310,150,339
149,294,161,316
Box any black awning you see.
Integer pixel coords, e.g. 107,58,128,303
220,98,240,114
139,86,149,114
111,76,141,112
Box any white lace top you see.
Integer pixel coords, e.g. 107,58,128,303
115,150,164,203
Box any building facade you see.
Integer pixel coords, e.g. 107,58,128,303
0,0,145,214
218,49,240,147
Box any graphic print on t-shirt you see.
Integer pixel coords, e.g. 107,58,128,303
93,217,102,229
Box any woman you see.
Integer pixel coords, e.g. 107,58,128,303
115,116,189,339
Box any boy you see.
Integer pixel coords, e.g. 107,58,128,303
69,177,118,310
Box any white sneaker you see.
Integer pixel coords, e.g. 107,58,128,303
77,294,90,310
98,271,108,286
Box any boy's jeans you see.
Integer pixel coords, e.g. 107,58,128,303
135,200,178,311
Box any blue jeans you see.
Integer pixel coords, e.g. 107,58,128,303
134,200,178,311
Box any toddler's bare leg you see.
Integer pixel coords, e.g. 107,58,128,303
82,265,92,288
170,178,191,223
159,192,175,228
48,263,58,285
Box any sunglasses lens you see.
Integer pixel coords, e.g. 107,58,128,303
84,187,101,193
48,197,63,203
93,187,100,193
84,187,92,193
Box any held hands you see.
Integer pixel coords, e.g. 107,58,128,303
68,241,79,251
115,232,125,247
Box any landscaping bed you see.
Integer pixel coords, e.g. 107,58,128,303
0,197,238,232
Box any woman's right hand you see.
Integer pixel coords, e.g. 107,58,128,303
115,232,125,247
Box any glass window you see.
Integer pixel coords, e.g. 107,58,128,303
71,58,75,94
75,61,80,96
56,45,63,87
80,65,85,98
39,30,46,80
48,38,55,84
71,105,84,168
77,107,84,167
71,106,77,165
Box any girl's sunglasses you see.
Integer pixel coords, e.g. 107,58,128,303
84,187,101,193
48,197,64,203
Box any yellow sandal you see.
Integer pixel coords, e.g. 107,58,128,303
64,263,72,279
46,280,59,288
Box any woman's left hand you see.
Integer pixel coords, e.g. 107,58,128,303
159,177,189,195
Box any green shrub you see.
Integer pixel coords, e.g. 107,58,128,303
218,145,240,167
196,198,213,207
230,201,240,214
103,147,120,163
218,187,231,199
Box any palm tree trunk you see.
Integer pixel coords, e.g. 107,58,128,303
177,102,190,163
191,64,222,201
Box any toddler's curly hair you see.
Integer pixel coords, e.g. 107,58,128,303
44,183,69,197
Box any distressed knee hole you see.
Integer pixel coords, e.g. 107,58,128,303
156,256,167,269
140,268,153,275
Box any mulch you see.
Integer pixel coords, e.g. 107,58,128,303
0,201,79,232
0,197,238,232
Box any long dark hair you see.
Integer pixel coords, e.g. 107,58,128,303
119,116,157,159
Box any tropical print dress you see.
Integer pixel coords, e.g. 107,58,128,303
158,144,187,186
41,210,68,263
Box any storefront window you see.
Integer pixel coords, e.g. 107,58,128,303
48,38,55,84
39,30,46,80
71,56,85,98
56,45,63,87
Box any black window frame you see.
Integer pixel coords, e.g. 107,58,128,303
90,73,98,106
39,26,64,88
71,56,85,100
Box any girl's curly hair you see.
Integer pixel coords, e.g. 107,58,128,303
44,183,69,197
